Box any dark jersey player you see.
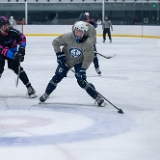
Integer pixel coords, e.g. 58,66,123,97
0,16,36,98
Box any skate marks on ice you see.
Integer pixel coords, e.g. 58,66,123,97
87,74,129,80
35,102,154,112
0,103,134,146
0,98,9,110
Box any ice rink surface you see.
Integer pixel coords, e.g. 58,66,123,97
0,36,160,160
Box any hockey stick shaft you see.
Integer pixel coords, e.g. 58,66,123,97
65,63,124,113
94,51,116,59
16,62,21,87
84,81,122,112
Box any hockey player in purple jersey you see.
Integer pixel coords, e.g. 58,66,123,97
0,16,36,98
39,21,105,107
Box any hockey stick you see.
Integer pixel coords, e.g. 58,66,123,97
94,51,116,59
16,62,21,87
65,63,124,114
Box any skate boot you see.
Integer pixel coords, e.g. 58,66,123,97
103,39,105,43
110,39,112,43
95,68,101,75
39,92,49,102
95,94,106,107
27,86,37,98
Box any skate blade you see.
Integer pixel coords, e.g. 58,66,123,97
94,101,107,107
27,94,37,98
100,102,107,107
30,94,37,98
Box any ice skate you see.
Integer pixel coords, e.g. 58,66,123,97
27,86,37,98
39,92,49,102
95,68,101,75
95,94,106,107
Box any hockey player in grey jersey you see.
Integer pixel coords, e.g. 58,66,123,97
39,21,105,107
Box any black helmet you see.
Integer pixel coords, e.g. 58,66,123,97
78,13,87,21
0,16,9,27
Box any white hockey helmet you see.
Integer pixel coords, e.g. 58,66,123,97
73,21,88,33
72,21,89,43
85,12,90,16
10,16,14,19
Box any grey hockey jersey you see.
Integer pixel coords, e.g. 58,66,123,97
52,32,94,70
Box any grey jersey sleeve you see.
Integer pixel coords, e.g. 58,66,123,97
52,33,69,53
109,20,113,29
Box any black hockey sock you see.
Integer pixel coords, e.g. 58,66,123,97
45,82,56,95
45,74,63,95
85,83,98,99
26,82,31,88
19,70,31,87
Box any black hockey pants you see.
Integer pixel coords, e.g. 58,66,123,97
0,54,31,87
103,28,112,41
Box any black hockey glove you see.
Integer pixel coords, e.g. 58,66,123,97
18,46,25,55
56,52,66,66
76,68,86,82
13,51,24,62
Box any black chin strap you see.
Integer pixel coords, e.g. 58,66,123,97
81,35,88,43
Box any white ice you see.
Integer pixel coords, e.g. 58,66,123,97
0,36,160,160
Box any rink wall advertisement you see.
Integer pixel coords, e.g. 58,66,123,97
17,25,160,39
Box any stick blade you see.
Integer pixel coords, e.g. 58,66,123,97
108,53,116,59
118,109,124,114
